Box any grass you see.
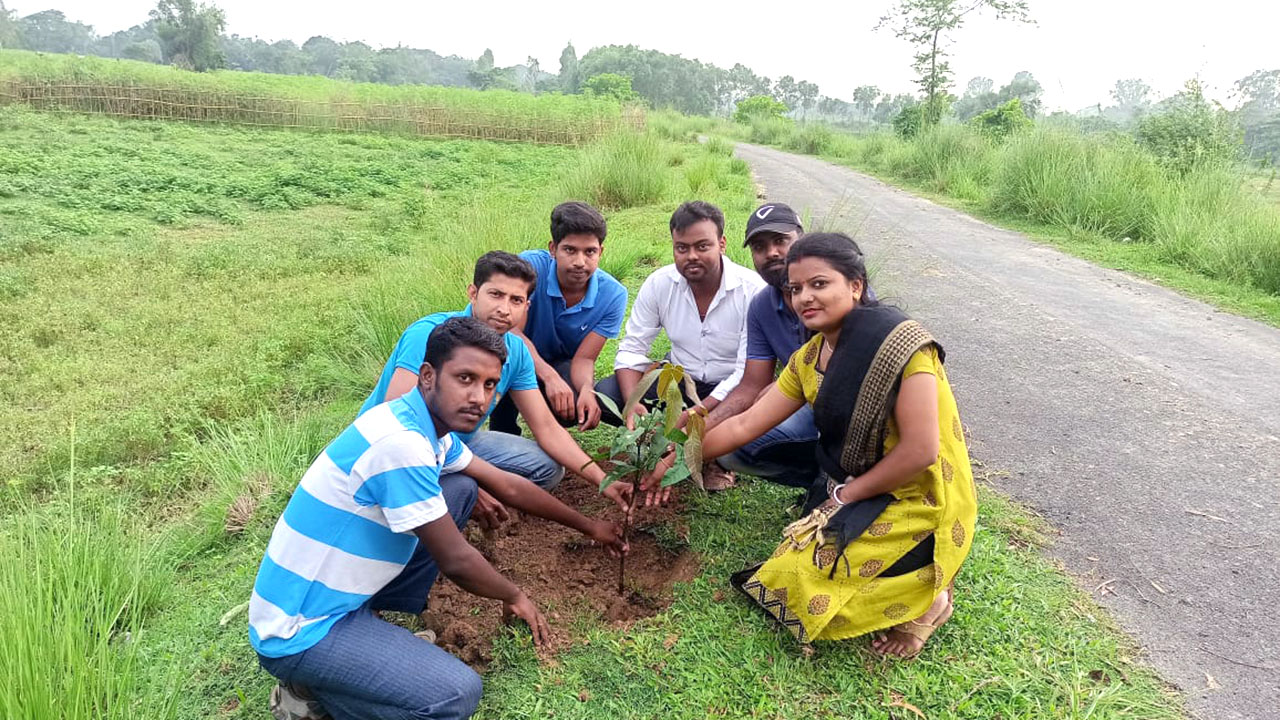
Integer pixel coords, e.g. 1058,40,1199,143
0,452,178,720
713,118,1280,326
0,50,634,145
0,97,1178,719
478,481,1178,719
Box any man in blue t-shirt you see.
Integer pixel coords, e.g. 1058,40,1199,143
490,201,627,433
362,251,632,526
704,202,822,488
253,317,625,720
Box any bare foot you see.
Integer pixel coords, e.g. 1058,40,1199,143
871,589,953,658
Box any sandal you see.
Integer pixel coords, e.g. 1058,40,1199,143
874,589,953,659
702,462,737,492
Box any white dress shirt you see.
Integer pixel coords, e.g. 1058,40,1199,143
614,256,766,401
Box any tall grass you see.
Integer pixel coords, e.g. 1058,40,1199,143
555,132,674,209
0,457,177,719
723,117,1280,298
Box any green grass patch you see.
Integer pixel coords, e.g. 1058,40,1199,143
0,102,1177,719
477,479,1178,719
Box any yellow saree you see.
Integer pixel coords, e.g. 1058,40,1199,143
735,311,977,643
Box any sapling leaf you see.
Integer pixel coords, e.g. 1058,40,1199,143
684,411,706,489
621,366,662,420
665,428,689,444
657,364,684,399
662,380,683,431
682,372,703,407
593,390,622,421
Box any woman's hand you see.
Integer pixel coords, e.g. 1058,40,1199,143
641,451,678,507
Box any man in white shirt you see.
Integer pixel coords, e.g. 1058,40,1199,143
596,201,765,488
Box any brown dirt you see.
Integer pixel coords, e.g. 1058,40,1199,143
419,479,699,668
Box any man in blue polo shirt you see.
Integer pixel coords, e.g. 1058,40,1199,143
362,251,631,523
704,202,821,488
489,201,627,434
254,317,625,720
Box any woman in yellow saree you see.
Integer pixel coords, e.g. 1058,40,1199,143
654,232,977,656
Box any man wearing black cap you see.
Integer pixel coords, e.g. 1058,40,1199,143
702,202,822,488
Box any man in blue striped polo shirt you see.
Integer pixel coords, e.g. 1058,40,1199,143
251,317,624,720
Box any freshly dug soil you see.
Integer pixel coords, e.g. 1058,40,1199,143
420,479,699,668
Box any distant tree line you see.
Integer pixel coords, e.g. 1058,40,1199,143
0,1,1276,161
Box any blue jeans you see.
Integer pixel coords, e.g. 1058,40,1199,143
370,473,478,615
465,429,564,490
370,431,561,615
717,405,820,488
257,604,482,720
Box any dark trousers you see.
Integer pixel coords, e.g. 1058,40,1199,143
369,473,478,615
488,357,576,434
593,372,719,427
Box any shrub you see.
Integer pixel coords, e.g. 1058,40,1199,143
733,94,788,124
1136,79,1242,174
783,124,835,155
747,115,795,145
971,98,1033,139
893,104,926,138
582,73,640,103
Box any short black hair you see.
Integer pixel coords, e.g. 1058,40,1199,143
551,201,607,245
425,316,508,370
473,250,537,292
669,201,725,239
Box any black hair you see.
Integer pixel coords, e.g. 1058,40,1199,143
473,250,537,292
425,316,508,370
669,200,725,239
786,232,876,306
550,201,608,245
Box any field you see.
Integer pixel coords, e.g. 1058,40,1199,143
0,88,1181,719
0,50,637,145
651,110,1280,326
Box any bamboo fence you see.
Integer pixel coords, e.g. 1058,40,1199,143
0,79,646,146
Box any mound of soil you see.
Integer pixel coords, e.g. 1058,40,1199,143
420,479,698,668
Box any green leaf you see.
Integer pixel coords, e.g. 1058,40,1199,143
657,363,684,399
622,366,662,420
664,428,689,444
660,460,691,487
684,411,706,490
593,390,622,421
662,380,683,431
682,372,703,407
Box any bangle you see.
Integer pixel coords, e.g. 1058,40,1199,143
830,482,848,506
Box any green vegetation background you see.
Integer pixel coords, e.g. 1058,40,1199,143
1,104,1180,718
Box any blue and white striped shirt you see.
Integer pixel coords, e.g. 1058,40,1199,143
248,387,472,658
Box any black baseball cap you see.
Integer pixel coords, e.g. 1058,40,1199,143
744,203,803,246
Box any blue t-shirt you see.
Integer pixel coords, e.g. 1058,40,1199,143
359,308,538,440
520,249,627,363
746,285,807,363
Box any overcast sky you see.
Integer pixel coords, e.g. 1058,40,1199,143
10,0,1278,111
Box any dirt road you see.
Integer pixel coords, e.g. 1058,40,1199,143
736,142,1280,720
